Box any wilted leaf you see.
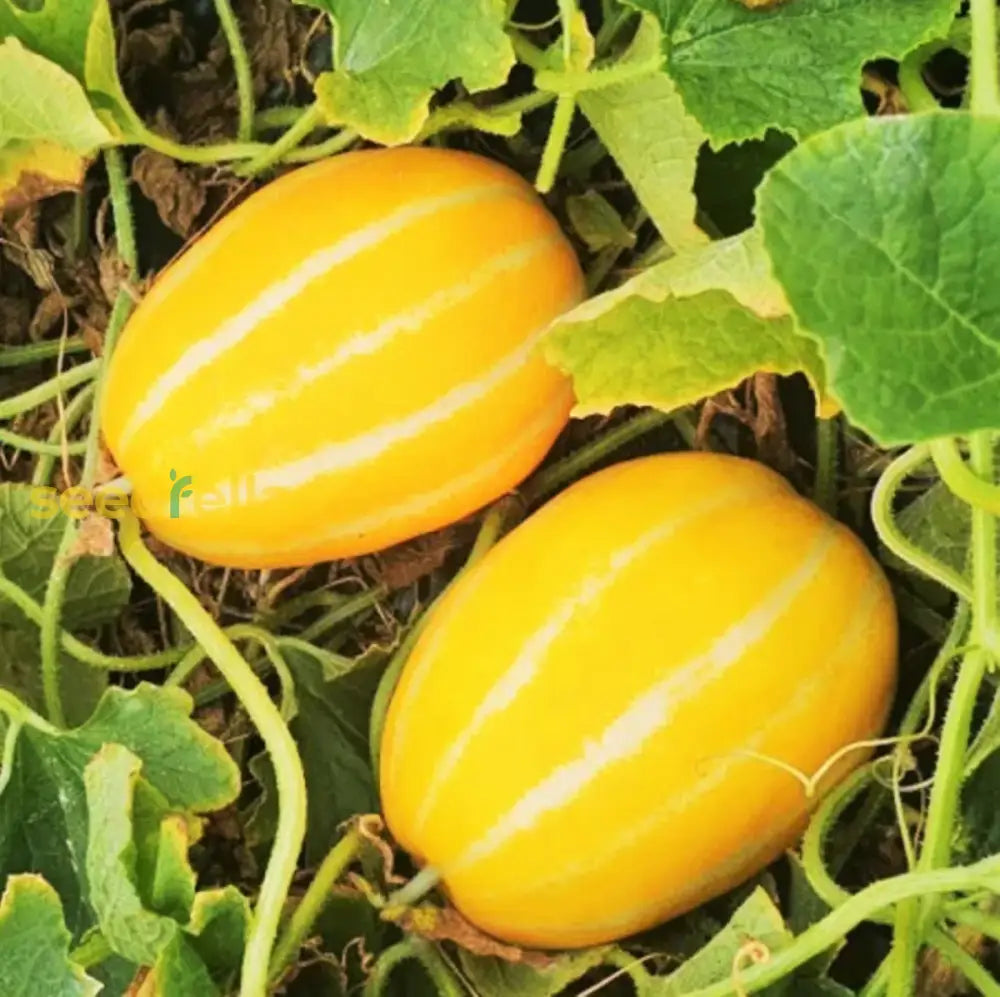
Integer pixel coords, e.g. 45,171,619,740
547,229,831,417
0,874,100,997
308,0,515,143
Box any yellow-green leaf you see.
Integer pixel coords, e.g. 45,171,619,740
547,229,835,416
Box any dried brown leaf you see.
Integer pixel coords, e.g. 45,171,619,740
132,148,208,236
391,904,554,967
67,514,116,559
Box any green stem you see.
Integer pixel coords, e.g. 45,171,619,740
898,44,942,113
237,104,324,176
535,55,662,95
106,149,138,272
919,436,995,875
871,445,973,601
32,383,96,486
535,92,575,193
117,512,306,997
165,623,297,719
268,830,363,981
0,717,22,799
801,764,882,915
212,0,255,141
38,150,141,724
135,125,269,164
813,416,839,515
410,939,465,997
282,126,359,164
0,428,87,456
684,856,1000,997
893,433,998,988
0,360,100,421
0,686,58,734
0,336,89,368
254,106,306,131
970,0,1000,115
523,408,674,505
928,927,1000,995
931,437,1000,517
363,940,421,997
386,865,442,909
298,586,386,644
369,617,432,777
859,959,890,997
39,289,136,725
949,905,1000,942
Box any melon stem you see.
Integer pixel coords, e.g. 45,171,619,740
389,866,443,908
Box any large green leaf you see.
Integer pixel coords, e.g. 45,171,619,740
0,875,100,997
0,684,239,939
546,229,830,416
308,0,515,144
629,0,957,143
759,112,1000,445
578,16,707,251
0,483,131,631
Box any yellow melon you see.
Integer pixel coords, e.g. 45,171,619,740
380,453,898,948
101,147,584,567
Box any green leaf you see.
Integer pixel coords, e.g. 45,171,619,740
546,229,831,416
0,627,106,727
0,483,131,632
959,741,1000,861
629,0,958,143
309,0,515,144
0,683,239,939
184,888,250,986
146,935,220,997
0,874,100,997
646,887,792,995
252,645,386,863
84,745,183,964
0,38,112,208
566,191,636,253
458,947,617,997
578,16,707,250
0,38,111,151
897,481,969,580
84,745,247,987
760,112,1000,445
0,0,140,133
